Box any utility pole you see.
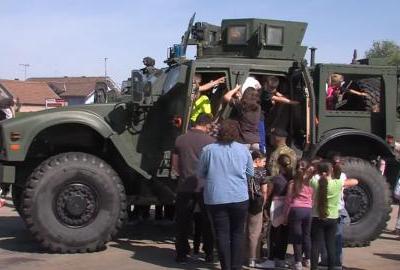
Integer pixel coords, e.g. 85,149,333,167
104,57,108,79
19,63,30,80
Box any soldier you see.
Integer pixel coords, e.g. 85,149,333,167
268,128,297,177
141,56,157,75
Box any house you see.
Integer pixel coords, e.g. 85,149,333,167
0,79,61,112
27,76,120,105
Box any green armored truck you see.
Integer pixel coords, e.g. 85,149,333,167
0,15,398,252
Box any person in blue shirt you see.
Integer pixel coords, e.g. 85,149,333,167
198,119,254,270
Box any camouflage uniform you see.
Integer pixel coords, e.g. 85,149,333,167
268,144,297,177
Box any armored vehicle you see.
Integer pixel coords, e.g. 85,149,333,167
0,15,397,252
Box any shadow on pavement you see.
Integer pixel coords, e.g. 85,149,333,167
0,215,46,253
113,222,218,269
111,239,218,270
374,253,400,261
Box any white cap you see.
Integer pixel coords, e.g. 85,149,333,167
241,77,261,94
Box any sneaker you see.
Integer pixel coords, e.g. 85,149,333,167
275,260,290,268
255,259,275,269
191,252,200,260
293,262,302,270
248,258,256,268
302,259,310,267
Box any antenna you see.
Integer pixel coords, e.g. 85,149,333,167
19,63,30,80
104,57,108,79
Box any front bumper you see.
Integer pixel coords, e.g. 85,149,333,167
0,164,15,183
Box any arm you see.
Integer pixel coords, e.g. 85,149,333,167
261,183,269,203
283,181,294,224
199,76,226,92
197,149,209,179
245,150,254,177
272,93,299,105
344,178,358,188
171,153,180,176
349,89,368,97
223,84,241,103
267,181,274,198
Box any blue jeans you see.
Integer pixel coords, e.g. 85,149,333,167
320,209,349,266
288,207,312,263
207,201,249,270
311,218,338,270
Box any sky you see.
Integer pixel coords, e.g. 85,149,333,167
1,0,399,85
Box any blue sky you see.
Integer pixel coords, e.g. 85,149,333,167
1,0,399,84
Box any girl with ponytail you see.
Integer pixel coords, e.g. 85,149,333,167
284,159,314,270
309,160,358,270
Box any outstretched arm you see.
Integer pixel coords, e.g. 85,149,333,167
199,76,226,92
272,92,299,105
223,84,241,103
344,178,358,188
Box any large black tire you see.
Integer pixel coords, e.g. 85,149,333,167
22,152,126,253
11,184,24,217
341,158,392,247
356,78,381,112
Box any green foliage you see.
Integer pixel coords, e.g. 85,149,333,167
365,40,400,65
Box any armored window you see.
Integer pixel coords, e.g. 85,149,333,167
326,73,382,113
227,26,247,45
266,26,283,46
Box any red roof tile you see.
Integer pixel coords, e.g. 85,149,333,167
0,80,60,105
27,77,108,97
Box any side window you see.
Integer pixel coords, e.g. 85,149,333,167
191,71,228,120
326,73,382,112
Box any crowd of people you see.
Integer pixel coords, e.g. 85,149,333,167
171,75,363,270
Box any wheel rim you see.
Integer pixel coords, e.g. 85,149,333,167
344,183,372,224
54,183,98,228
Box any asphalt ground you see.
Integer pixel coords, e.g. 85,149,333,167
0,196,399,270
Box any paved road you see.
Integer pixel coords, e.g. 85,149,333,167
0,197,399,270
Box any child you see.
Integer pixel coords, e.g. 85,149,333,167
247,150,269,267
224,85,261,151
257,154,293,269
285,160,314,270
310,161,358,270
320,155,351,268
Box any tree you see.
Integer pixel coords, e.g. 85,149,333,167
365,40,400,65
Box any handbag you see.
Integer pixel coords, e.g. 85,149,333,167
248,176,264,215
270,196,286,227
394,177,400,200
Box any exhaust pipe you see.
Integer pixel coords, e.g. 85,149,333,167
309,47,317,67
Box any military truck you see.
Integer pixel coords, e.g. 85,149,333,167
0,15,398,253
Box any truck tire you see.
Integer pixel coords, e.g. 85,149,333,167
357,78,381,112
22,152,126,253
11,185,24,218
341,157,391,247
